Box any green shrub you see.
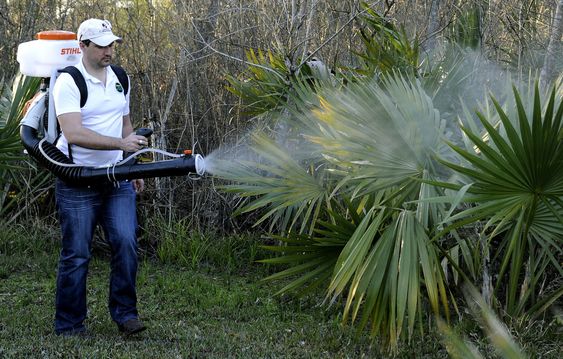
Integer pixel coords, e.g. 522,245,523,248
143,214,270,272
0,220,59,256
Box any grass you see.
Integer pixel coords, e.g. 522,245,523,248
0,255,411,358
0,221,561,358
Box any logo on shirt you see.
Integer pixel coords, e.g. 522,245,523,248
116,83,123,93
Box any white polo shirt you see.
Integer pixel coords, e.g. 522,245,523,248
53,60,130,167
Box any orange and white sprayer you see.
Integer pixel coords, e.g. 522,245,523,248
17,31,81,143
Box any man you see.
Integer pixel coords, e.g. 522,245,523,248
52,18,147,336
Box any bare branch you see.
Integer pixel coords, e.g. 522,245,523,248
296,1,380,70
190,18,289,84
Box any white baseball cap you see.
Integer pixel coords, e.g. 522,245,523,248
77,19,122,46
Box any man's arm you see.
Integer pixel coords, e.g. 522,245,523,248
58,112,145,152
122,114,134,137
121,114,146,193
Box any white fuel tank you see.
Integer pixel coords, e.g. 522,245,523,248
17,30,81,78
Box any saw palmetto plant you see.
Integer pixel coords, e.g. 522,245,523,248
0,75,47,220
225,48,338,118
352,3,420,78
215,50,562,351
214,72,455,348
436,82,563,318
225,49,291,117
0,76,40,169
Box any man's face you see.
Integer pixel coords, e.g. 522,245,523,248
81,41,114,68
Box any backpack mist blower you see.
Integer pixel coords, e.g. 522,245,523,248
16,30,205,186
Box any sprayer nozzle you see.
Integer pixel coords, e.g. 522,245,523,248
194,154,206,176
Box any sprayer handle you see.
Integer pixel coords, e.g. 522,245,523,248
136,128,153,138
120,128,154,165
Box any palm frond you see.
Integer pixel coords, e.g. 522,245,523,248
299,72,450,192
331,210,449,347
214,132,330,235
258,198,364,297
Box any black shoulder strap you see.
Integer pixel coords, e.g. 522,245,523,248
59,65,128,108
60,66,88,108
110,65,129,96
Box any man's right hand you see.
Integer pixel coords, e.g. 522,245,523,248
121,133,148,152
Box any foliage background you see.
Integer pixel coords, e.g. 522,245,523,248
1,0,561,231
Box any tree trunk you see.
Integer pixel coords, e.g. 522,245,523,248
425,0,441,52
153,77,177,223
540,0,563,88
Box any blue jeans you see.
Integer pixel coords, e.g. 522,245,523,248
54,179,139,334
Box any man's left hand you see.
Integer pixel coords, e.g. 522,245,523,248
132,179,144,193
